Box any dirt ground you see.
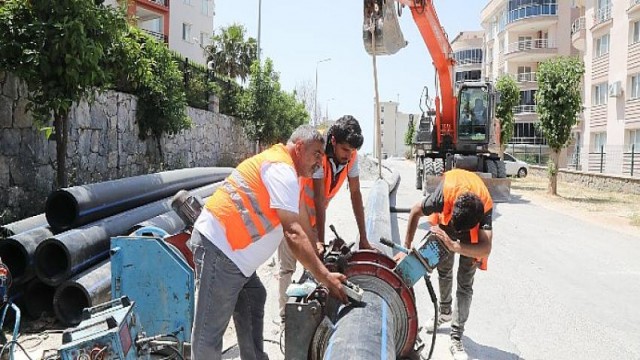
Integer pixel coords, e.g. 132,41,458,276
510,173,640,237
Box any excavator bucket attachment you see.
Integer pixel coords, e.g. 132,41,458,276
363,0,407,55
423,175,512,203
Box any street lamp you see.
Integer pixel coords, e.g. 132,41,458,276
314,58,331,126
325,98,336,123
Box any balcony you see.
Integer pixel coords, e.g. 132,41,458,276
142,0,168,8
500,4,558,33
515,72,537,83
629,0,640,14
572,17,586,52
514,105,536,114
593,5,612,27
142,29,168,43
504,38,557,61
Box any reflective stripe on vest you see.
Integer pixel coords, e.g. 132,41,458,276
428,169,493,270
300,151,357,226
206,144,295,250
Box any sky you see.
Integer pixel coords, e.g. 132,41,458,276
213,0,487,153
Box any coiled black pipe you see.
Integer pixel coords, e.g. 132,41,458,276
53,260,111,326
0,214,47,238
35,183,220,286
0,227,55,285
45,167,232,231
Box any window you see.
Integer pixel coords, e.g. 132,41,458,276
631,75,640,99
518,36,533,50
504,153,516,162
200,32,207,46
182,23,192,41
627,129,640,151
592,132,607,151
183,0,191,4
595,0,611,23
517,66,533,82
595,34,610,57
201,0,209,15
453,49,483,65
632,21,640,44
593,83,608,106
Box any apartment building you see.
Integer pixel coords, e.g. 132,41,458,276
379,101,419,158
481,0,577,150
451,31,485,84
105,0,214,65
571,0,640,176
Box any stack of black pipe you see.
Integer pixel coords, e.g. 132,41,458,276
0,167,231,326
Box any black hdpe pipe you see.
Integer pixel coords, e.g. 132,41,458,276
0,227,55,286
53,260,111,326
45,167,232,231
34,182,221,287
322,290,396,359
23,279,56,319
0,214,48,238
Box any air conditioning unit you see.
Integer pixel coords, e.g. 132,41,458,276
609,81,622,97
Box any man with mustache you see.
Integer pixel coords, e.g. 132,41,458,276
189,125,348,360
276,115,371,328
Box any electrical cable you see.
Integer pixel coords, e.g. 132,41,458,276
0,339,35,360
423,275,438,360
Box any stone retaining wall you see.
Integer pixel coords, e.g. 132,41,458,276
0,72,252,223
529,165,640,195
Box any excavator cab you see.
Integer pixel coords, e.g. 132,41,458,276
363,0,407,55
456,82,499,154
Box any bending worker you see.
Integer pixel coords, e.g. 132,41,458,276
400,168,493,360
189,125,348,360
277,115,371,326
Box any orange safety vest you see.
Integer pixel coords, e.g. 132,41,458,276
205,144,295,250
427,169,493,270
300,151,358,226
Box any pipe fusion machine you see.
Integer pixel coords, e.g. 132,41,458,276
53,190,448,360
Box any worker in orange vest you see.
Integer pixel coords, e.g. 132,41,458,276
276,115,371,327
189,125,348,360
399,168,493,360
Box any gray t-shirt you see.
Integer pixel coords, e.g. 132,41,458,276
312,155,359,180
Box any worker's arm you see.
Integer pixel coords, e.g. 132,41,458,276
298,197,324,256
277,209,347,303
430,226,492,259
347,176,370,249
312,178,327,244
404,181,444,248
430,208,493,258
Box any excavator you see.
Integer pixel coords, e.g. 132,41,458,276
363,0,511,202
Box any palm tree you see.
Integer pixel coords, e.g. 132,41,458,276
205,23,257,82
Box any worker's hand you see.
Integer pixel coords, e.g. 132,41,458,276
322,272,348,304
430,226,460,253
315,241,325,257
393,252,407,263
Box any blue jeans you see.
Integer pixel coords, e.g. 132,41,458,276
190,230,269,360
436,251,478,340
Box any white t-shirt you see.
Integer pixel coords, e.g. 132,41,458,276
194,162,299,277
312,155,360,180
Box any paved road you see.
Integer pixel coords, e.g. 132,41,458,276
227,157,640,360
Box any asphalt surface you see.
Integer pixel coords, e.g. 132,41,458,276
241,157,640,360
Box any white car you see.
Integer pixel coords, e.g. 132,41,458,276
503,153,529,178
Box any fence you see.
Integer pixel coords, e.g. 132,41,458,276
506,143,550,165
568,145,640,177
169,51,242,115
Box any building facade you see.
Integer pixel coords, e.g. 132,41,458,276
105,0,214,65
481,0,577,148
451,31,485,84
571,0,640,176
379,101,419,158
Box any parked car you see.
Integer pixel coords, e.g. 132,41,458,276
503,153,529,178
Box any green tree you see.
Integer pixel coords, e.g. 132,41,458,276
535,57,584,195
404,116,415,146
0,0,126,187
239,59,309,145
205,24,257,82
495,75,520,158
112,29,189,141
